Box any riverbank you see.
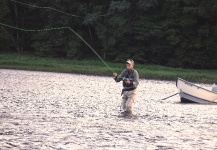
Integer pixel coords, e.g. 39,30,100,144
0,53,216,83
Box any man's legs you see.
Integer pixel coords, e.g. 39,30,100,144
121,90,138,116
125,90,138,116
121,91,127,112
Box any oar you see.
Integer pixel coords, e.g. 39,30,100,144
161,93,179,100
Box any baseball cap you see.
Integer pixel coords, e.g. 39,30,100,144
126,59,134,65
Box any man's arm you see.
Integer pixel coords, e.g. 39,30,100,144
130,70,139,88
113,70,125,82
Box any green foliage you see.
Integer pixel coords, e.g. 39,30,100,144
160,0,217,69
137,0,159,10
108,0,130,14
0,0,217,69
0,0,11,51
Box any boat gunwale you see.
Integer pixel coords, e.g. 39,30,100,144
177,77,217,94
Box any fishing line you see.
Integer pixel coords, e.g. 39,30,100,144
8,0,83,18
0,22,115,73
0,22,68,32
4,0,114,72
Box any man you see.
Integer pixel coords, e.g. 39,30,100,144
212,83,217,92
113,59,139,117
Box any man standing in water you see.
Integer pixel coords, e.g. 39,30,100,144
113,59,139,117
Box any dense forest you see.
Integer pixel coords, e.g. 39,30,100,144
0,0,217,69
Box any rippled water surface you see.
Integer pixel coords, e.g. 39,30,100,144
0,69,217,150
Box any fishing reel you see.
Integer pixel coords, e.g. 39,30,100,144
121,77,129,81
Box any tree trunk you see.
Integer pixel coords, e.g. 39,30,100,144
103,52,106,60
14,3,21,52
20,9,25,52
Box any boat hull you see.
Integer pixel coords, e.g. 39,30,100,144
176,78,217,104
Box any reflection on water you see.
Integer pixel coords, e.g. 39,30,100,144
0,69,217,149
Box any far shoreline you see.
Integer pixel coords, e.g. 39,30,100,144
0,53,216,83
0,68,178,83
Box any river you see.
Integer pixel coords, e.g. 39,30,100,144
0,69,216,150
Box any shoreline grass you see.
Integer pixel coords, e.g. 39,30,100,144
0,53,217,83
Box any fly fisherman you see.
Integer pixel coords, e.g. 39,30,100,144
113,59,139,117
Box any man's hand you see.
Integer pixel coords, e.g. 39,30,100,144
113,73,118,77
124,78,130,84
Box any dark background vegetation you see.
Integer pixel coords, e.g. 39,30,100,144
0,0,217,69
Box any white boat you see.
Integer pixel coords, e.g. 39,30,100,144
176,78,217,104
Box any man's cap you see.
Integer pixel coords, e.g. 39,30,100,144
126,59,134,65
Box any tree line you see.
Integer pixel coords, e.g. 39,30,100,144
0,0,217,69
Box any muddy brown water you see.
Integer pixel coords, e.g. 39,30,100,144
0,69,217,150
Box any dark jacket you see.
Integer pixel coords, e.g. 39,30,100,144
114,69,139,90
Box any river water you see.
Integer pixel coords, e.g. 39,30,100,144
0,69,217,150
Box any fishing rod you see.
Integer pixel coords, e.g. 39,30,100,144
0,22,115,73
